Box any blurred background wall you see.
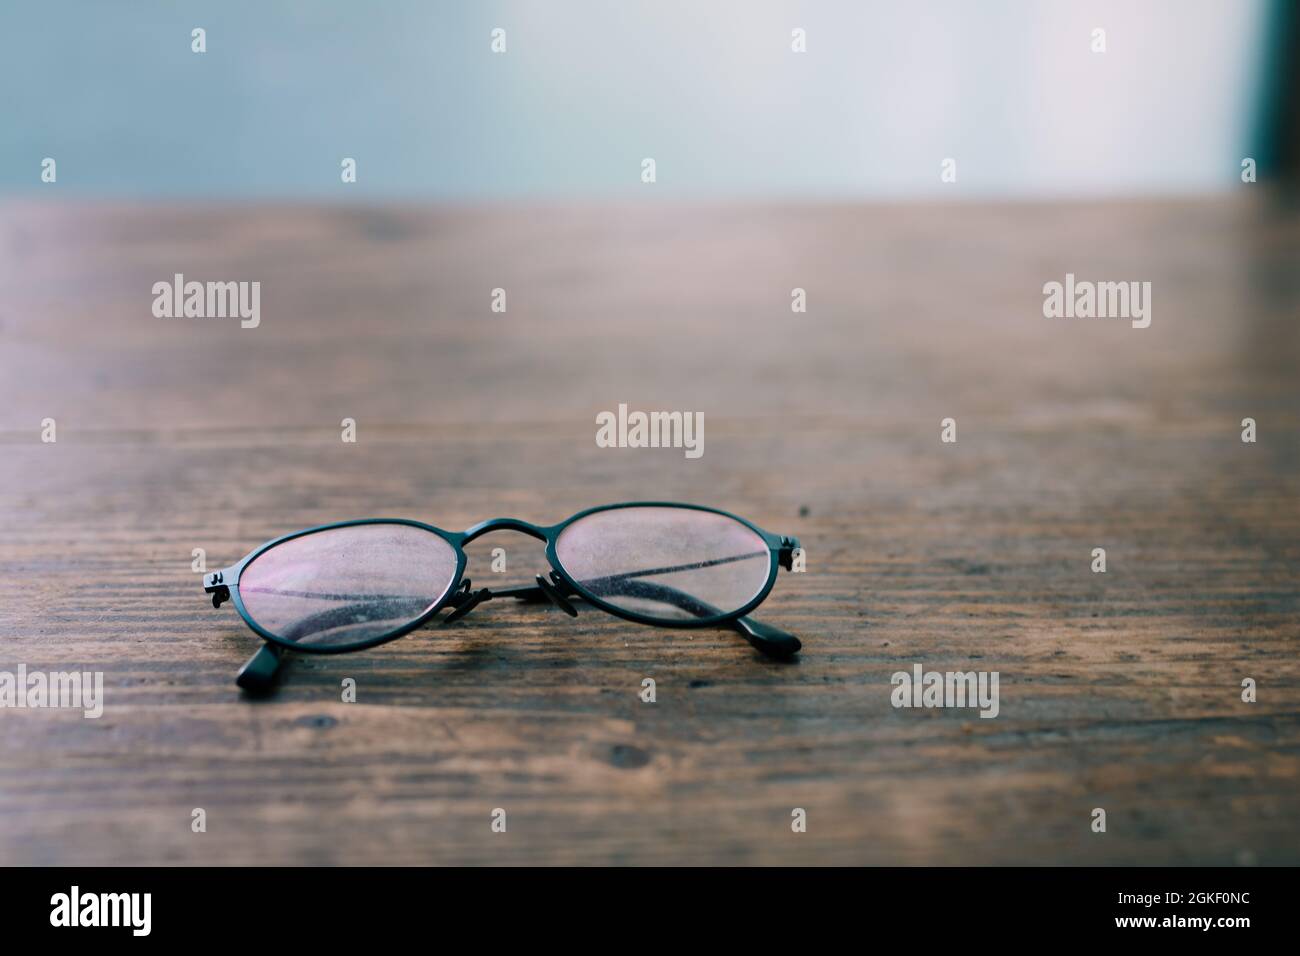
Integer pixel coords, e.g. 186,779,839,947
0,0,1286,200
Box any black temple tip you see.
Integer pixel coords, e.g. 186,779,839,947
236,643,285,694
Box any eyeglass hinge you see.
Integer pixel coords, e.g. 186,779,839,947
204,567,235,607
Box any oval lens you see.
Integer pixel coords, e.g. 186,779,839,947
554,506,772,622
238,523,459,649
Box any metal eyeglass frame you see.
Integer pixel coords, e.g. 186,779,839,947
203,501,803,693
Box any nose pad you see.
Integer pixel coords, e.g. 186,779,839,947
442,578,494,624
535,572,578,617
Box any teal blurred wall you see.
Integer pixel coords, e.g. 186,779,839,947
0,0,1272,198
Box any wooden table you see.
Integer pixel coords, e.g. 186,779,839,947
1,197,1296,865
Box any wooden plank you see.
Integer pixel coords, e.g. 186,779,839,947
0,198,1297,865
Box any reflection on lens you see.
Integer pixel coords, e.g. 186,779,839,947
554,506,771,622
238,523,459,648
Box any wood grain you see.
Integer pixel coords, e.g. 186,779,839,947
0,196,1297,865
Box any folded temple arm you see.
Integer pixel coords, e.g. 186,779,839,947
473,572,801,658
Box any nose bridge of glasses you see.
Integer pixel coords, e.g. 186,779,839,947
459,517,553,546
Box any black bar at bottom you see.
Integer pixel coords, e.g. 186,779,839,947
0,866,1281,942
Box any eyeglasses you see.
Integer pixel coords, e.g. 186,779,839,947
203,502,803,692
